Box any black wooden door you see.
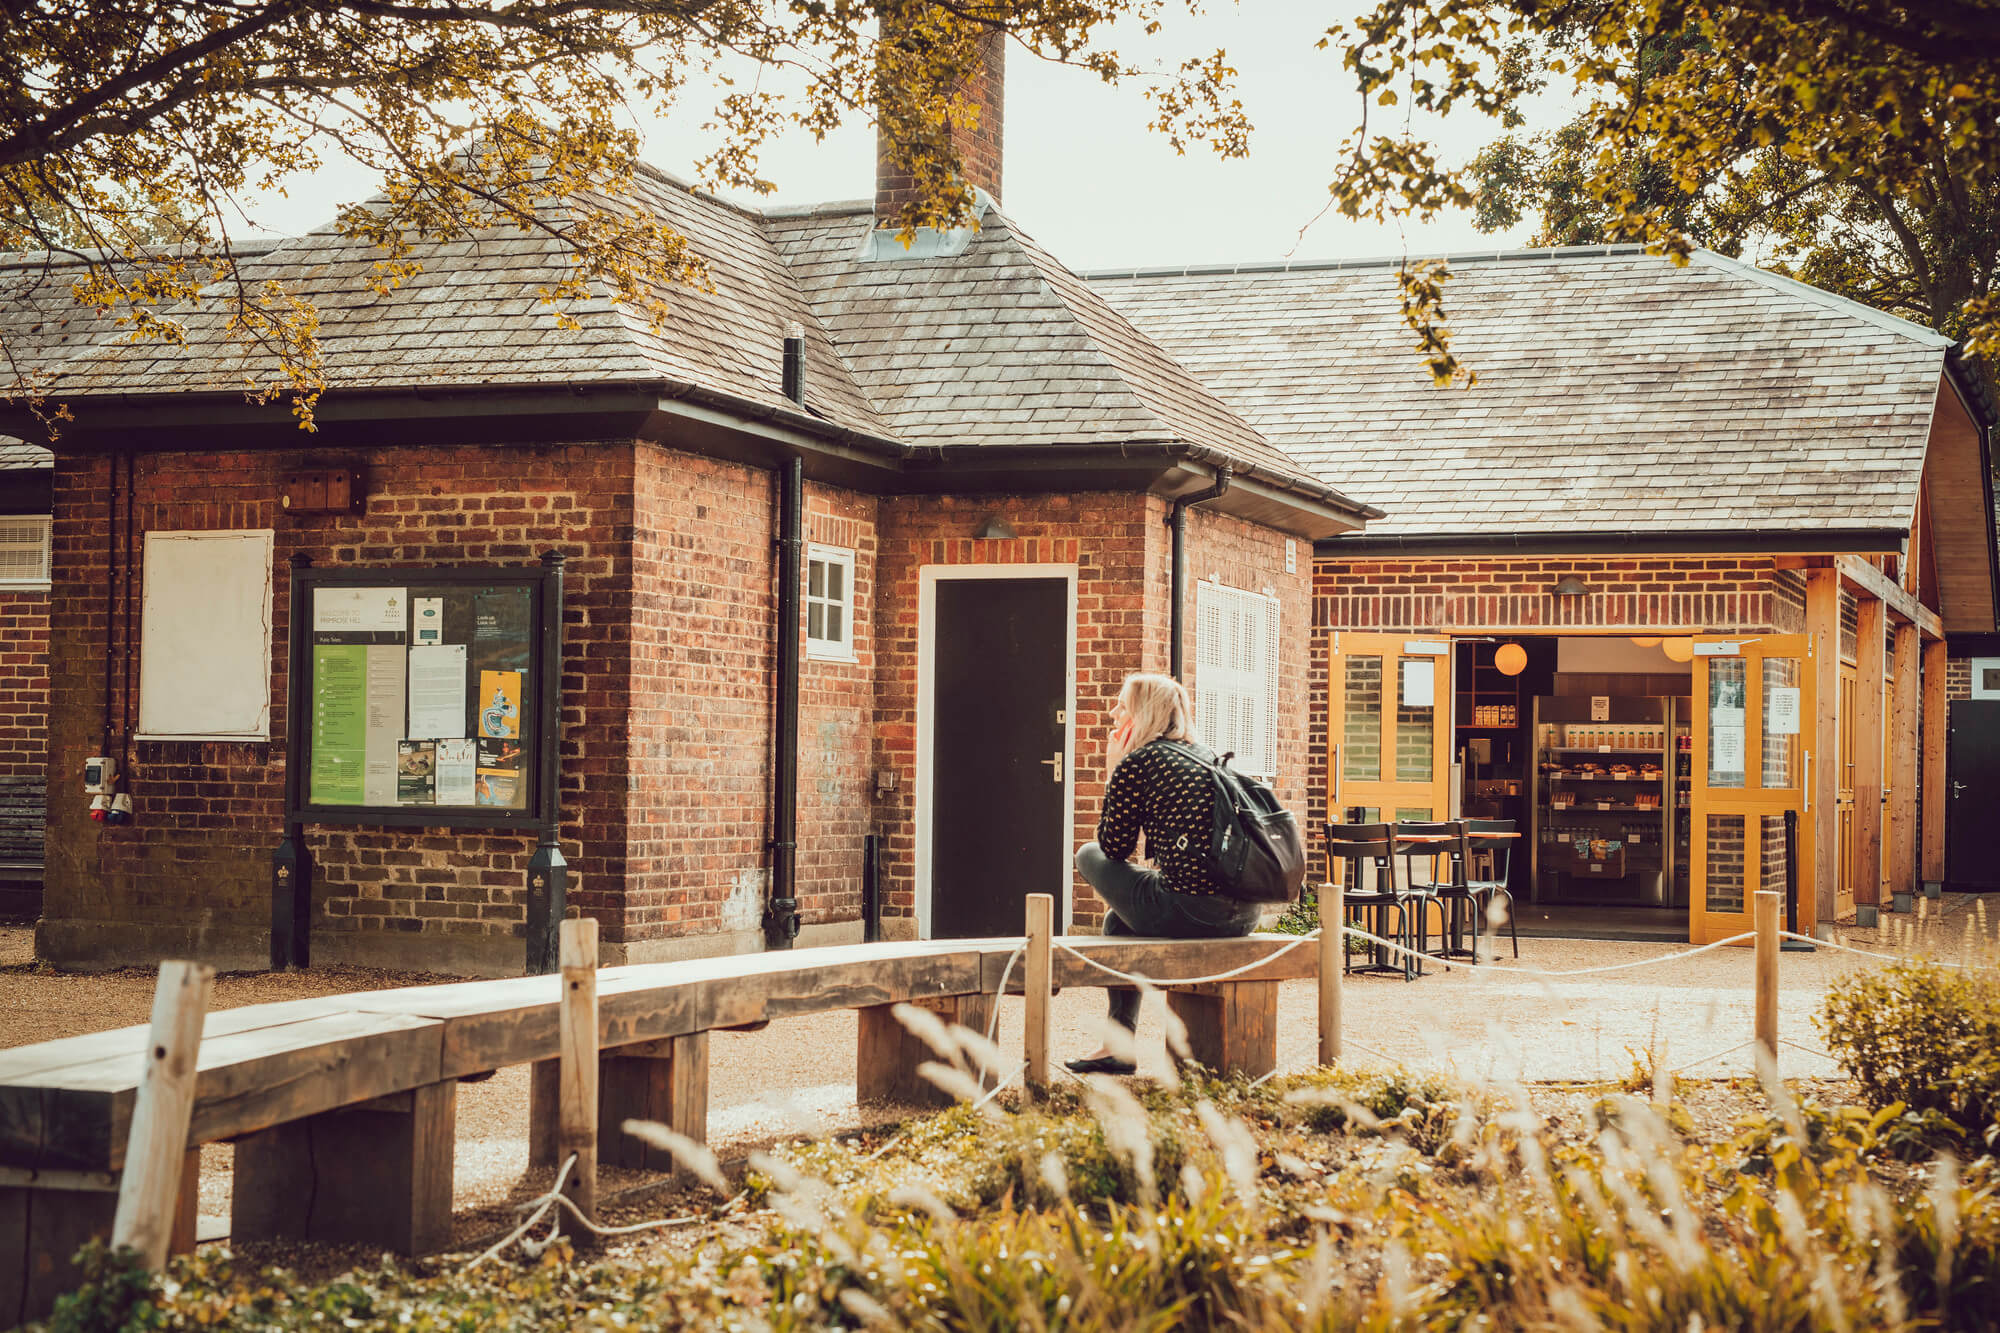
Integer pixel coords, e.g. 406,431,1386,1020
930,577,1068,938
1946,700,2000,888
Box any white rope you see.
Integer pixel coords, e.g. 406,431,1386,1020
1054,930,1318,988
1779,1038,1836,1062
464,1152,575,1271
1335,924,1758,978
1778,930,1985,968
1666,1039,1754,1073
537,1189,707,1237
986,942,1026,1047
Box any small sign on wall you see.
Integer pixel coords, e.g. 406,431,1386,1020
1590,695,1611,721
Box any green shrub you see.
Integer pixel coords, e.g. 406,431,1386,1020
1819,960,2000,1147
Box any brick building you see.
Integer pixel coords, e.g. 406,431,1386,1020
0,440,49,918
1096,251,1999,939
0,46,1370,973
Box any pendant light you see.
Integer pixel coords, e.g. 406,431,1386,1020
1494,642,1528,676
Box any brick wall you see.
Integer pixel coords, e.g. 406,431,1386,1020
0,588,47,781
875,27,1005,217
42,442,643,974
798,485,879,928
1947,655,1973,700
1314,555,1802,633
871,492,1309,934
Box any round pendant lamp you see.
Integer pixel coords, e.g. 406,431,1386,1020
1629,636,1661,648
1662,638,1695,663
1494,642,1528,676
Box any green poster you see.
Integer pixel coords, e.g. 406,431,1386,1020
310,644,368,805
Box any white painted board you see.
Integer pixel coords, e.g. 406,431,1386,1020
138,530,274,739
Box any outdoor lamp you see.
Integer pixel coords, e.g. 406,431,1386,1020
1494,642,1528,676
1662,638,1695,663
1552,575,1591,597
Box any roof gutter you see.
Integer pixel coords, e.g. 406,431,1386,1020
1315,527,1910,559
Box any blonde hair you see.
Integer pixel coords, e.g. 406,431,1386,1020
1109,672,1196,764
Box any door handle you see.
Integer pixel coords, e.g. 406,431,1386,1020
1953,781,1967,797
1039,753,1063,784
1803,750,1811,813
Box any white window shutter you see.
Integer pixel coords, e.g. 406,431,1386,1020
1193,582,1279,778
0,516,50,585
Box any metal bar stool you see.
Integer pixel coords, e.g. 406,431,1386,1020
1465,818,1521,960
1393,820,1476,962
1323,822,1421,981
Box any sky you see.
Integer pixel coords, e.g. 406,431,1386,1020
247,3,1573,272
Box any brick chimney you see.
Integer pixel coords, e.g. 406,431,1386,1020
874,18,1004,226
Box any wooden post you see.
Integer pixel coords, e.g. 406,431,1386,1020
1318,881,1343,1066
1853,597,1886,924
857,993,994,1106
1921,636,1948,885
111,961,214,1270
1754,889,1780,1068
1806,567,1841,928
1166,981,1278,1079
1889,621,1920,909
599,1032,709,1185
1023,893,1053,1097
558,917,598,1236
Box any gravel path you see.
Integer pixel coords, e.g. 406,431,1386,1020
3,892,1991,1251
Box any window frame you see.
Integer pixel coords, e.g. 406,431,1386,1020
0,514,51,589
804,542,857,663
1192,580,1281,779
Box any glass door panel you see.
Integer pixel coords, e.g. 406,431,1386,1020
1690,634,1814,944
1327,633,1452,854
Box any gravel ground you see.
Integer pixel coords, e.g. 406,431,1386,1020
3,891,1992,1254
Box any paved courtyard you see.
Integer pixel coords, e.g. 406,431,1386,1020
3,894,1993,1242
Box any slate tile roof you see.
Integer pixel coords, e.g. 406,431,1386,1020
1087,247,1954,537
0,172,1333,500
0,439,51,471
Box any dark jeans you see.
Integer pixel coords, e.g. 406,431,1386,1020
1075,841,1263,1032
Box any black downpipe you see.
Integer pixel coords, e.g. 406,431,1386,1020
766,328,807,949
1167,465,1232,680
861,832,883,944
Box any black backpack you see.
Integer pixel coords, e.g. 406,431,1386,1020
1158,740,1307,905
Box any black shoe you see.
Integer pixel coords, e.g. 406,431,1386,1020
1064,1054,1137,1076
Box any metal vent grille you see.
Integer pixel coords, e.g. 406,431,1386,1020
0,516,50,585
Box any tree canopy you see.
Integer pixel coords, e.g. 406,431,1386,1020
0,0,1245,424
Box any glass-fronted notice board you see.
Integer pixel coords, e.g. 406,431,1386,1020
286,562,558,829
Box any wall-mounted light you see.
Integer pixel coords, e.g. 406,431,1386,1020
974,514,1016,540
1553,575,1591,597
1494,642,1528,676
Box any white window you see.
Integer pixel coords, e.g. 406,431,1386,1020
1972,658,2000,700
0,515,50,587
1194,581,1280,777
805,544,856,661
138,530,274,740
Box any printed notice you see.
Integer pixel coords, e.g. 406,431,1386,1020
413,597,444,646
309,644,368,804
1711,711,1747,775
314,586,407,634
408,644,467,739
397,740,436,804
1590,695,1611,721
476,737,524,809
362,644,406,805
478,669,522,739
1768,687,1802,736
1400,660,1433,708
435,738,477,805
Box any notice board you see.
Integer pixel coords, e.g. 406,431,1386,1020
285,561,559,829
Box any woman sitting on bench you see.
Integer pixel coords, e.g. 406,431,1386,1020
1066,672,1262,1075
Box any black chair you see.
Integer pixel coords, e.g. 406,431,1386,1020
1465,818,1521,960
1393,820,1475,962
1323,822,1421,981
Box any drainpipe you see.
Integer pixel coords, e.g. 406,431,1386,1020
1168,464,1232,680
765,326,807,949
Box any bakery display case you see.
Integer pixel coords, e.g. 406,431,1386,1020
1530,694,1688,906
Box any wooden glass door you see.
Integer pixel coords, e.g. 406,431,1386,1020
1689,634,1816,944
1836,662,1856,920
1327,633,1453,843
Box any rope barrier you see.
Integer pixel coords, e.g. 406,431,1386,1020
1778,930,1986,968
1333,923,1758,977
986,943,1025,1047
1053,930,1318,989
1664,1039,1753,1074
1779,1038,1836,1062
464,1152,576,1271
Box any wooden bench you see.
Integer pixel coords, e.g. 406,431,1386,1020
0,933,1316,1324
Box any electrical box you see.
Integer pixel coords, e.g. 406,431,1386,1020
84,756,117,795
